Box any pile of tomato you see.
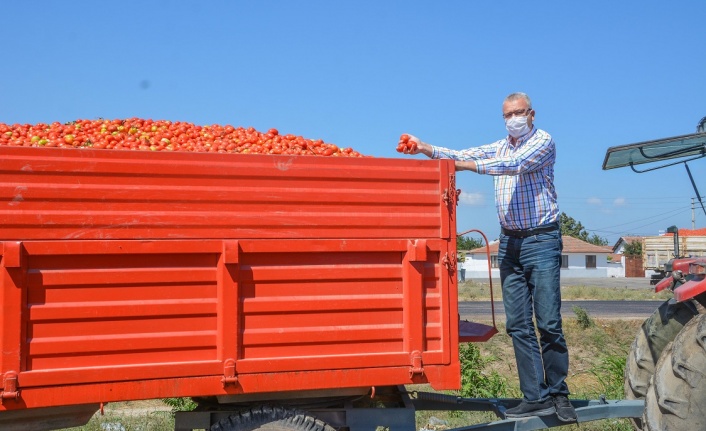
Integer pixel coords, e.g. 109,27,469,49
0,119,365,157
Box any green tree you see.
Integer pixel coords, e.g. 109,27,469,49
623,240,643,257
559,212,609,246
457,235,484,250
588,233,609,246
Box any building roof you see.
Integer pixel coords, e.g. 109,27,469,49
612,236,643,253
607,253,623,262
468,236,612,254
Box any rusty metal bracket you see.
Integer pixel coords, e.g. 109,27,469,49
221,359,238,386
1,372,20,402
442,252,457,273
441,187,461,207
409,351,424,378
441,189,452,205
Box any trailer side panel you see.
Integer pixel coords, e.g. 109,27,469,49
0,147,460,412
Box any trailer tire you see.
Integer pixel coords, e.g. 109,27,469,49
210,405,336,431
643,314,706,430
624,299,697,430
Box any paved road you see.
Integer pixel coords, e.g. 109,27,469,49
460,300,663,320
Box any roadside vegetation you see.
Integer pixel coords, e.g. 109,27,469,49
458,279,673,302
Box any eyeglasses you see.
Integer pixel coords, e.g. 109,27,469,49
502,108,532,119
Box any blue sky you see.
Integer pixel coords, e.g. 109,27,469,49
2,1,705,245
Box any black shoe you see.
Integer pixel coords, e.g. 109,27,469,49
553,395,577,423
504,399,556,419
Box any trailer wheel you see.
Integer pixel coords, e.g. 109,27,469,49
623,299,697,430
210,405,336,431
643,314,706,430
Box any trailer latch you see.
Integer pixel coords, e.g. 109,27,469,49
1,372,20,402
409,351,424,378
221,359,238,386
442,253,457,272
442,187,461,206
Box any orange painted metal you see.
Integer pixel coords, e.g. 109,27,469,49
0,146,460,413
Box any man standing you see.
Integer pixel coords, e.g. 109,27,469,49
400,92,576,423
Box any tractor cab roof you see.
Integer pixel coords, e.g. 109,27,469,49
603,117,706,173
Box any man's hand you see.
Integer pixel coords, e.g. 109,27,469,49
397,134,432,156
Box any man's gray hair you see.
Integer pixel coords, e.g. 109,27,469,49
504,92,532,110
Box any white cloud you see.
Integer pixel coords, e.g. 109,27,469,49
458,191,485,206
613,197,627,206
587,197,602,206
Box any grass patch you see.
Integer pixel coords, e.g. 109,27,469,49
61,401,175,431
458,280,673,302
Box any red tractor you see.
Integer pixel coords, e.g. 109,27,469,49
603,116,706,430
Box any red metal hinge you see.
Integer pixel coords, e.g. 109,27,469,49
221,359,238,386
1,372,20,402
409,350,424,378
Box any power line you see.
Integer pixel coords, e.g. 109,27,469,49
587,206,692,237
587,205,691,231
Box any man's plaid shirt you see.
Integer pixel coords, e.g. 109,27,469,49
430,127,559,231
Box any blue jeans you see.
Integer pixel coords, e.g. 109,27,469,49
498,228,569,402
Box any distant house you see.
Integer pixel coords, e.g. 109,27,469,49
611,236,644,278
462,236,614,279
612,236,643,255
613,230,706,278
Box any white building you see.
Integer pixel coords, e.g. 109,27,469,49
461,236,614,279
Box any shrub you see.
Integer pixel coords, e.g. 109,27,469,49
589,354,627,400
162,397,197,414
458,343,510,398
573,305,594,329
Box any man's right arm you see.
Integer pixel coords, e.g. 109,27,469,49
404,134,483,172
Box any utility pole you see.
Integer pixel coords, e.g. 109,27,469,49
693,197,696,229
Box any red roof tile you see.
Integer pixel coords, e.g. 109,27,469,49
467,236,612,254
665,228,706,237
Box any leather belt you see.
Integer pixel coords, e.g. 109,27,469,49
501,222,559,238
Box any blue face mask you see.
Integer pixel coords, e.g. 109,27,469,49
505,115,530,138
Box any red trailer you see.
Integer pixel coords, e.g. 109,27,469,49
0,145,479,430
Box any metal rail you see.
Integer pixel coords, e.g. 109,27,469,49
411,391,643,430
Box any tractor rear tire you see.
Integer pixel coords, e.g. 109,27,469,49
643,314,706,430
624,299,698,430
210,405,336,431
